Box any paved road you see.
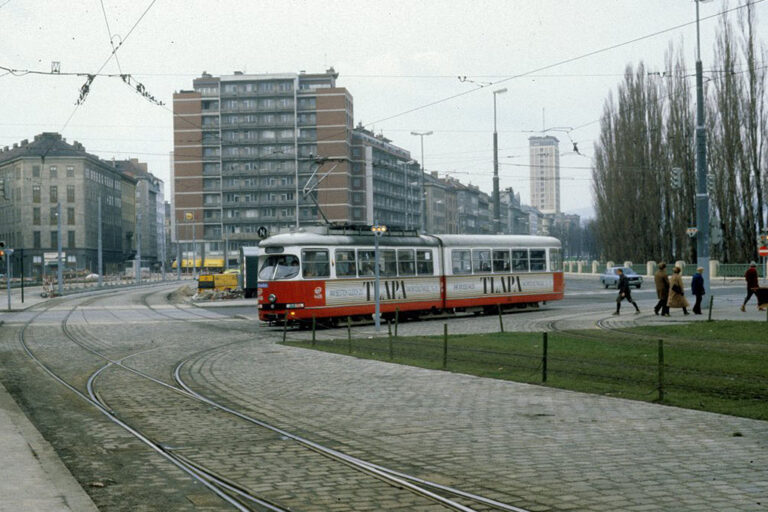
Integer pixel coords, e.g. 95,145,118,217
0,277,765,511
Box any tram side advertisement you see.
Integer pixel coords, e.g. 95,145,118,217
324,277,442,306
447,273,555,300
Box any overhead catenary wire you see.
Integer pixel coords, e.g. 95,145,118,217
365,0,766,128
60,0,159,132
99,0,123,75
1,0,763,192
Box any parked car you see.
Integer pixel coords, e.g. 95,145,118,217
600,266,643,289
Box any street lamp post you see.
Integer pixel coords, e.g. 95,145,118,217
371,224,387,332
97,197,103,287
6,248,13,311
135,210,142,284
57,202,63,296
185,212,195,277
492,88,507,234
695,0,711,296
411,131,433,232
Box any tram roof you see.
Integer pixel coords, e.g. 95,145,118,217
259,231,560,249
259,231,436,248
432,234,561,248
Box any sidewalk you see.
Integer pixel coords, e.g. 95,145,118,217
0,380,98,511
0,285,98,510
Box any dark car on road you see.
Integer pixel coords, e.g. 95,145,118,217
600,266,643,289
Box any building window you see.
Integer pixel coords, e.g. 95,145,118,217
49,166,57,178
32,207,41,225
33,231,41,249
68,231,75,248
32,185,41,203
32,165,40,178
50,231,58,248
67,207,75,225
49,207,57,225
50,185,58,203
66,166,75,177
67,185,75,202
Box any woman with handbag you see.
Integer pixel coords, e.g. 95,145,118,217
667,266,690,315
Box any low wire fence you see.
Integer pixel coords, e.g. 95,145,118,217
283,318,768,419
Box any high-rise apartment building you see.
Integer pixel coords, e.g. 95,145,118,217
172,68,353,258
529,136,560,214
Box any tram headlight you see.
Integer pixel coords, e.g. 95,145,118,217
268,293,277,303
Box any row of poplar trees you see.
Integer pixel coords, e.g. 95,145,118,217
593,2,766,264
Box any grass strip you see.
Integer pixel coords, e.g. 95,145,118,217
286,320,768,420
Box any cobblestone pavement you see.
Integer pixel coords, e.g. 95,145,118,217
1,281,766,511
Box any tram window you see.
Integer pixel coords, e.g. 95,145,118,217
417,250,433,275
512,250,529,272
472,249,491,273
493,250,510,272
549,248,562,272
530,250,546,271
335,249,357,278
397,249,415,276
381,250,397,276
358,250,376,276
451,249,472,274
259,254,300,280
302,249,330,278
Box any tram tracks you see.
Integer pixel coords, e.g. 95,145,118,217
17,290,279,510
17,286,534,511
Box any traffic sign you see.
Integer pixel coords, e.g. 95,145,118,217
257,226,268,238
686,227,698,238
759,246,768,257
44,252,65,264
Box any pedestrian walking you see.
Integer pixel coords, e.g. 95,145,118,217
740,262,760,312
691,266,705,315
653,262,670,316
613,268,640,315
667,266,690,315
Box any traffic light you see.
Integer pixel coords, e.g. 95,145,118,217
706,172,715,194
0,241,4,264
0,178,6,200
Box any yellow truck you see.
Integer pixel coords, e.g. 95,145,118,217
197,272,239,292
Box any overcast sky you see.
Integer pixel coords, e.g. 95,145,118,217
1,0,762,219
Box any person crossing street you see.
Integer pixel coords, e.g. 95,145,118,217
613,268,640,315
740,262,759,312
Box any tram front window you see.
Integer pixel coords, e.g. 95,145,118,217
259,255,300,280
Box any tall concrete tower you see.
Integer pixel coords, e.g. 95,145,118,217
528,136,560,214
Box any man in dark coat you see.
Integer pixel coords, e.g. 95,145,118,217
691,266,705,315
613,268,640,315
654,262,670,316
741,262,760,311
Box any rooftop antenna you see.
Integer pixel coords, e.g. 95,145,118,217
542,108,545,132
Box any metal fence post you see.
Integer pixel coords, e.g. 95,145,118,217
498,304,504,333
282,319,287,343
542,332,548,383
707,295,714,322
388,319,393,360
395,307,399,337
311,315,316,346
658,339,664,402
443,324,448,369
347,316,352,354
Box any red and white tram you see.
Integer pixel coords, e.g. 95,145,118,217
257,227,564,323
